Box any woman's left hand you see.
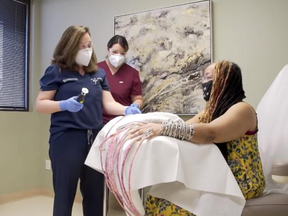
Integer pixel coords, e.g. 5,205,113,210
129,122,163,140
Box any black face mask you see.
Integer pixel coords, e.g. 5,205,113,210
202,80,213,101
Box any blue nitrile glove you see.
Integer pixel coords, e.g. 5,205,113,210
59,96,83,112
130,103,140,108
124,106,142,115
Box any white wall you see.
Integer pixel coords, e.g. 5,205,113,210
1,0,287,198
212,0,288,108
36,0,288,189
39,0,288,107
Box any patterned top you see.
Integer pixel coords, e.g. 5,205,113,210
227,132,266,199
145,110,266,216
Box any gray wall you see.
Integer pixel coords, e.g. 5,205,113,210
1,0,288,195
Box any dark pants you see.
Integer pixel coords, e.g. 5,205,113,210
49,129,104,216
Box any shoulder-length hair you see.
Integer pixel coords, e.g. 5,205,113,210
52,25,98,72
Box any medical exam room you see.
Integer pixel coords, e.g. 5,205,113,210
0,0,288,216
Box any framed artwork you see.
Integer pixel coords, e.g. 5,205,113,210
114,0,212,115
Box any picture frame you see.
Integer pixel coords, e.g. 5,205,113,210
114,0,213,114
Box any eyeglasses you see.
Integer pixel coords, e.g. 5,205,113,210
79,41,93,50
109,49,126,56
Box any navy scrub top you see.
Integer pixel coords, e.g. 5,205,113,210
39,64,110,140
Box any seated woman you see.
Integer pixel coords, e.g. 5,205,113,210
132,60,266,216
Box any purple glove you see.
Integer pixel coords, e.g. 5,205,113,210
59,96,83,112
124,106,141,115
130,103,140,108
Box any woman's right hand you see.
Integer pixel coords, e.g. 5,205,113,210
59,96,83,112
129,122,163,140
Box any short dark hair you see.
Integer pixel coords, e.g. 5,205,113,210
107,35,129,52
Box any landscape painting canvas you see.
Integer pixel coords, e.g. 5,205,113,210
114,0,212,114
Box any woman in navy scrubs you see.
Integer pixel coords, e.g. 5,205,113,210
35,25,141,216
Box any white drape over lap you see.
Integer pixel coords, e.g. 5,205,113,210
257,64,288,195
85,112,245,216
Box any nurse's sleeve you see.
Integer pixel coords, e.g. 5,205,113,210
100,69,110,91
39,65,61,91
131,70,142,95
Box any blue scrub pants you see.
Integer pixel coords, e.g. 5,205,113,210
49,128,104,216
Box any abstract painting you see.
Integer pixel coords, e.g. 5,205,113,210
114,0,212,114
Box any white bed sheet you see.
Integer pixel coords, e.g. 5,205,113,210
85,112,245,216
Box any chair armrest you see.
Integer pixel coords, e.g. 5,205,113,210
272,160,288,183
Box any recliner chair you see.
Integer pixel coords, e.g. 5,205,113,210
242,64,288,216
242,161,288,216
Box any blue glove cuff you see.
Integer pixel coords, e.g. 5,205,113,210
59,100,67,111
124,106,129,115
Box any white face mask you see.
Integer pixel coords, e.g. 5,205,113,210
108,54,125,68
76,48,92,66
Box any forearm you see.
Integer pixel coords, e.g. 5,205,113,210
132,99,143,108
161,120,216,144
35,99,61,114
190,124,216,144
103,101,127,116
136,105,251,144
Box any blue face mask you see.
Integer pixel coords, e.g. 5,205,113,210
202,80,213,101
